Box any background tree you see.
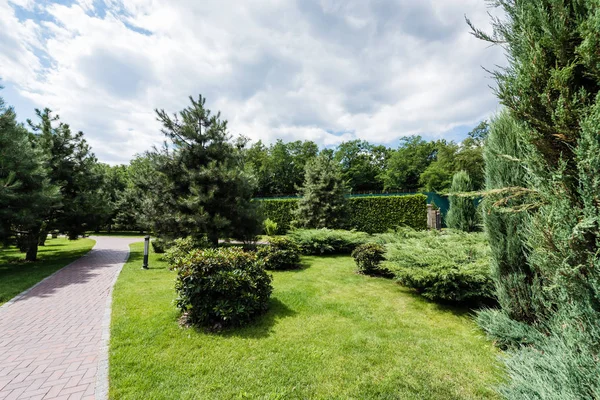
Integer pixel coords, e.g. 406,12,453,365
295,152,348,229
381,136,436,191
153,95,260,245
445,171,478,232
333,140,388,192
418,140,458,192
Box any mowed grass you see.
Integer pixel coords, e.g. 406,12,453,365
110,243,503,399
0,237,96,305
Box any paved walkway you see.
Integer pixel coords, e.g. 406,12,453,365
0,237,140,400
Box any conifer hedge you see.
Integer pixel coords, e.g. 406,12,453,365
258,194,427,234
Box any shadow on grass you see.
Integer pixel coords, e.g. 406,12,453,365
197,297,298,339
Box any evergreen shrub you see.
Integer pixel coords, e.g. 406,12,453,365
381,229,494,303
351,243,389,276
164,236,210,267
174,247,272,328
256,237,301,270
288,229,370,255
151,237,169,254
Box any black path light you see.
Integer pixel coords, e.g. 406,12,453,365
142,235,150,270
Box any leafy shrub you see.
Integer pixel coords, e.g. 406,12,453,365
164,236,210,266
256,237,301,270
259,199,297,234
174,247,273,328
381,229,494,303
263,218,278,236
258,194,427,234
151,237,169,254
351,243,389,276
288,229,370,255
446,171,479,232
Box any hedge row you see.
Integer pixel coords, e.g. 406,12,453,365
258,194,427,234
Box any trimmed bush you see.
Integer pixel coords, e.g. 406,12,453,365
288,229,369,255
346,194,427,233
256,237,301,270
351,243,389,276
258,194,427,234
174,247,273,329
263,218,278,236
163,236,210,267
382,229,494,304
259,199,297,234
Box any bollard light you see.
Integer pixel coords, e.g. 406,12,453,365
142,235,150,269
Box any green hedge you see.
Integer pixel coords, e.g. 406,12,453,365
346,195,427,233
258,194,427,234
259,199,298,234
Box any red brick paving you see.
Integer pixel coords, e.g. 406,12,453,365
0,237,139,400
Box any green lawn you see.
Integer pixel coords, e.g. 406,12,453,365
0,237,96,306
110,243,503,399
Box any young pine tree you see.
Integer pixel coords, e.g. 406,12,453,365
154,95,261,246
295,152,348,229
445,171,478,232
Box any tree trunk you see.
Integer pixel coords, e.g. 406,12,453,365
25,227,41,262
38,228,49,246
208,231,219,247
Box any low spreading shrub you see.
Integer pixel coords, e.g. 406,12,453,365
256,237,301,270
174,247,273,329
380,229,494,304
263,218,278,236
151,237,169,254
164,236,210,266
351,243,389,276
288,229,370,255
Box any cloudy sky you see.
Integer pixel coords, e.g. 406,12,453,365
0,0,505,164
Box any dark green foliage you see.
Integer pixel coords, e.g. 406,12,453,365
164,236,210,266
259,199,297,234
255,237,301,270
346,194,427,233
151,238,169,254
287,229,370,255
351,243,388,276
446,171,478,232
173,247,273,328
481,111,538,323
0,93,57,254
295,153,348,229
259,194,427,234
381,229,494,304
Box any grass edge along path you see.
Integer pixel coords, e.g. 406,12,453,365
110,243,504,400
0,237,96,306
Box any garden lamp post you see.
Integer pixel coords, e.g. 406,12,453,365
142,235,150,269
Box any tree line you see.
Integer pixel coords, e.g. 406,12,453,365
0,88,487,260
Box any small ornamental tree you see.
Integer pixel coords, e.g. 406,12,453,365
446,171,478,232
295,152,348,229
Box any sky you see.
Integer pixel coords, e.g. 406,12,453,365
0,0,506,165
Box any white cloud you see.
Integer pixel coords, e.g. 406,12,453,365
0,0,505,164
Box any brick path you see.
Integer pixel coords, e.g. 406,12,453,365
0,237,140,400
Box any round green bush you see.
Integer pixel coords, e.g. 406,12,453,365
163,236,210,267
151,237,169,254
351,243,387,276
174,247,273,328
256,237,301,270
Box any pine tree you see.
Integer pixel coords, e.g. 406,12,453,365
0,94,57,261
154,95,261,246
445,171,478,232
295,152,348,229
